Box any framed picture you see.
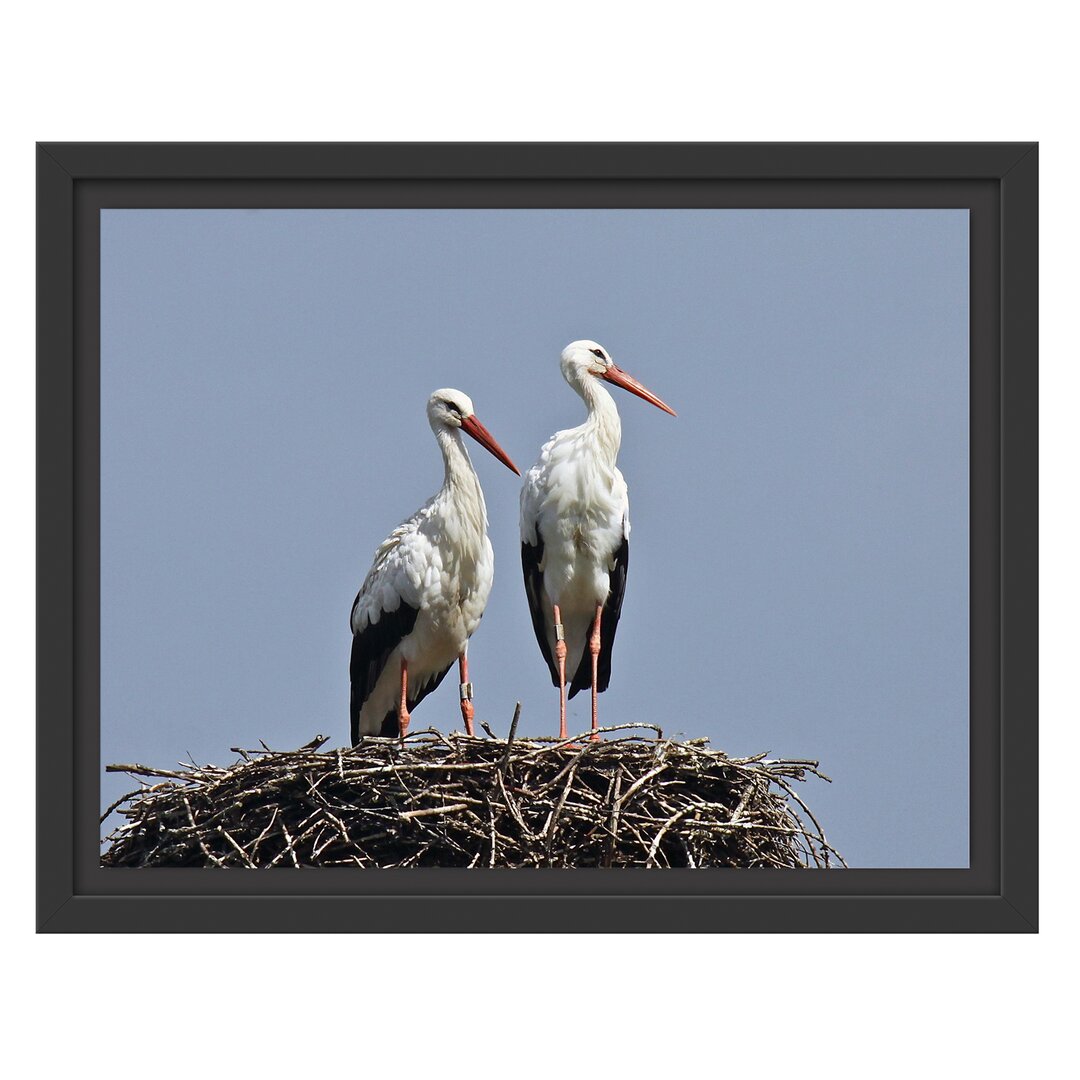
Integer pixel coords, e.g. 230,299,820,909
38,142,1037,932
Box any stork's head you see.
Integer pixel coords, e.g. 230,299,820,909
427,388,520,474
560,340,677,416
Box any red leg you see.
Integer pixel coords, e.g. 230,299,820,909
458,652,475,736
553,603,567,740
398,657,411,738
588,603,603,741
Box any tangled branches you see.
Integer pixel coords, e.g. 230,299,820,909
102,722,843,869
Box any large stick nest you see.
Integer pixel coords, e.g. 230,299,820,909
102,723,844,869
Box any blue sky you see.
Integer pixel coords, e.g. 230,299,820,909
100,208,969,867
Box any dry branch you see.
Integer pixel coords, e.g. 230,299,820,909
101,723,844,869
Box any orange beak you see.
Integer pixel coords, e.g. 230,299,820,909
601,364,677,416
460,415,521,475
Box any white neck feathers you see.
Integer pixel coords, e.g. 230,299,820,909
435,426,488,531
567,368,622,468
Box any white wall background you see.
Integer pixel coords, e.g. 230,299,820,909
2,3,1071,1077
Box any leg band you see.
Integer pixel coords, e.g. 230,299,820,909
459,681,473,701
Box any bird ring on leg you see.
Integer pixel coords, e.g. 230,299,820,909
554,622,565,642
459,681,474,701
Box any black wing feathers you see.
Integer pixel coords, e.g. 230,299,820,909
349,598,420,746
522,539,560,687
568,535,629,699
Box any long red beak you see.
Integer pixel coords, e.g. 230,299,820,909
601,364,677,416
460,415,521,475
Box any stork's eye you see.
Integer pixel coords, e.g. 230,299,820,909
443,400,461,416
590,348,605,359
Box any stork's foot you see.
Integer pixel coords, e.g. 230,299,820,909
588,602,603,742
398,657,410,739
460,697,475,737
457,655,475,736
553,612,568,741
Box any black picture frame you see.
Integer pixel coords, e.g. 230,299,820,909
37,142,1038,933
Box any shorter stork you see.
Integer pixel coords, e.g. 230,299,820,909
349,390,519,744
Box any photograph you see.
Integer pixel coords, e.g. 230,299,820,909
97,205,969,872
12,1,1062,1068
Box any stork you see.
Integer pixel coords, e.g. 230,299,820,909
350,389,519,745
520,340,676,740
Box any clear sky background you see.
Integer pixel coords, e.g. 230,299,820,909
100,208,968,868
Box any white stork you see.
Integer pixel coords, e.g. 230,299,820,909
520,340,676,740
350,389,519,745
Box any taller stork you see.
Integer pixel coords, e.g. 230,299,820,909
520,340,676,740
350,389,519,745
